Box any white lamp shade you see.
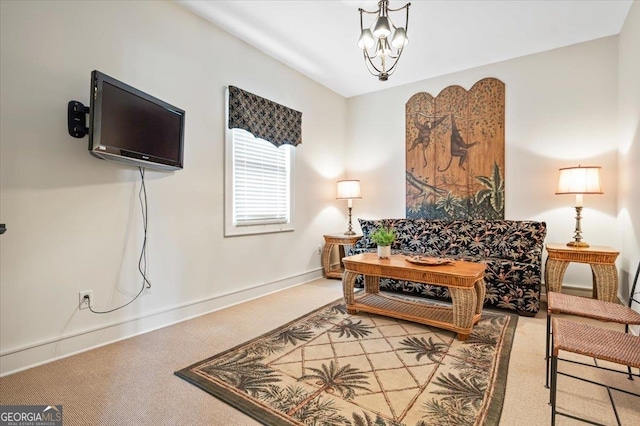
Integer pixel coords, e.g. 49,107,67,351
372,16,391,38
391,27,408,48
556,166,603,194
358,29,375,49
337,180,362,199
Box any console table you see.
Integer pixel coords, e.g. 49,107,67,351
322,234,362,279
342,253,486,341
545,243,619,302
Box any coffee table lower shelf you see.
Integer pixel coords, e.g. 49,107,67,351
349,293,481,339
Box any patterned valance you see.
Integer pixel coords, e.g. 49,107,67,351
228,86,302,147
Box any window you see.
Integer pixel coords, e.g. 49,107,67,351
224,128,295,236
224,86,300,236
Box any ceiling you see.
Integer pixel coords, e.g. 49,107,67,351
178,0,633,98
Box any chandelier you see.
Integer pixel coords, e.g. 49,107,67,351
357,0,411,81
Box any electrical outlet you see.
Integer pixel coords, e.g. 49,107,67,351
143,285,152,296
79,290,93,310
316,244,322,255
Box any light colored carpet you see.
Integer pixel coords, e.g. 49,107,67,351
1,279,639,425
176,297,515,425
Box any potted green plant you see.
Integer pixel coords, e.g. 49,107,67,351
370,226,396,259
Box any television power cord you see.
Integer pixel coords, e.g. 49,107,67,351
88,167,152,314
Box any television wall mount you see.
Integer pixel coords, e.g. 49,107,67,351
68,100,89,138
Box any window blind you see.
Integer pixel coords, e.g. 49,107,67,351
232,129,290,225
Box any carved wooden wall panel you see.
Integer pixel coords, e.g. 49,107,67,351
405,78,505,219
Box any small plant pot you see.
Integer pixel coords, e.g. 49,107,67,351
377,245,391,259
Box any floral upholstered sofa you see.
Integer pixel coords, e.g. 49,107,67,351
347,219,547,316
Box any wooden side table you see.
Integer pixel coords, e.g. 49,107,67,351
322,234,362,279
545,243,620,302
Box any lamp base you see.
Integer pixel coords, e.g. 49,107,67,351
344,206,355,236
567,206,589,248
567,241,590,248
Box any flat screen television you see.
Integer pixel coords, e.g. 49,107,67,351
88,70,185,171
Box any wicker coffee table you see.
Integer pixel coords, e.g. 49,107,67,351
342,253,486,341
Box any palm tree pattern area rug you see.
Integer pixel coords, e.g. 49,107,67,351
175,297,517,426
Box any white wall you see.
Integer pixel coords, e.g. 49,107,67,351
618,1,640,326
1,1,635,376
346,37,620,290
0,1,348,375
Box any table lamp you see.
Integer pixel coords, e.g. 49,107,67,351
336,180,362,235
555,165,603,247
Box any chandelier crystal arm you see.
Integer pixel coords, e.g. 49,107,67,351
383,48,404,74
359,7,382,15
404,4,410,32
362,40,405,76
387,2,411,13
362,50,401,78
362,50,383,76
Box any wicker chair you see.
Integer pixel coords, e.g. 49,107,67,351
545,261,640,387
545,261,640,425
549,318,640,425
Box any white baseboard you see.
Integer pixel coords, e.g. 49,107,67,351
0,268,323,377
